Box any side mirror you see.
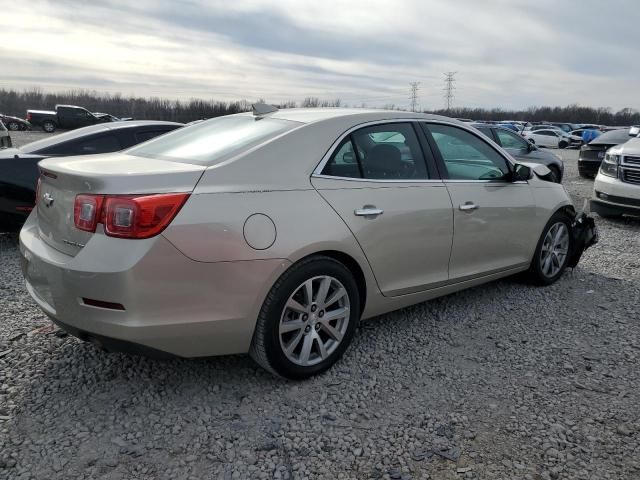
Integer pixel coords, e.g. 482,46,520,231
512,163,532,181
527,142,536,152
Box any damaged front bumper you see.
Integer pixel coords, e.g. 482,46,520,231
567,211,598,268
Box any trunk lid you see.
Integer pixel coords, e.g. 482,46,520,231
36,152,205,256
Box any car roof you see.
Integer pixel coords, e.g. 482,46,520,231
238,108,457,126
21,120,183,154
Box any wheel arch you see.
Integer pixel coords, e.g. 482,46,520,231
290,250,368,315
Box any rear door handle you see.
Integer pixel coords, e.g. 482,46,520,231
354,206,384,217
459,202,479,211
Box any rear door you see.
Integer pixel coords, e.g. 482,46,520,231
422,122,537,281
311,122,453,296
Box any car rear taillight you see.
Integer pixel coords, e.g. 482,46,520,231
74,194,104,232
26,112,32,121
35,177,42,206
73,193,188,239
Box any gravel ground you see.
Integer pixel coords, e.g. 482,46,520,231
1,135,639,480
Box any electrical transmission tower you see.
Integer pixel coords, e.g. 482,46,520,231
409,82,420,112
443,72,456,111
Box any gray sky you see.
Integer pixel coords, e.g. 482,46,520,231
2,0,638,110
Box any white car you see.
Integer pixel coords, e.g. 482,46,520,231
523,129,577,149
591,138,640,218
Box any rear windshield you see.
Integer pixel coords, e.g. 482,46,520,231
127,116,299,164
591,129,632,145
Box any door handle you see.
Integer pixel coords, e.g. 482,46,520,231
459,202,479,211
354,206,384,217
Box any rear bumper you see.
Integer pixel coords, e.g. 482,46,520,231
19,213,290,357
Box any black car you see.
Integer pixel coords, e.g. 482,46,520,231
26,105,120,133
472,124,564,182
578,128,634,178
0,121,183,231
0,114,30,131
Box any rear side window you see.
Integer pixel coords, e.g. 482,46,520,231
134,129,173,143
322,123,429,180
73,134,121,154
127,116,297,164
426,123,509,181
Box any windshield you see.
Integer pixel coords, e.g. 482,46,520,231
127,115,299,164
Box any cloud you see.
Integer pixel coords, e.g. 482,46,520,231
1,0,638,110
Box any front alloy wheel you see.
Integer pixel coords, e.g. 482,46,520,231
250,256,360,379
527,212,573,285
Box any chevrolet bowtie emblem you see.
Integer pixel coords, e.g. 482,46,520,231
42,192,54,207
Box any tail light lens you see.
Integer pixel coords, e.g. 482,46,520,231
73,193,189,239
35,177,42,206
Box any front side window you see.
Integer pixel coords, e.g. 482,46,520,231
496,129,527,149
322,123,429,180
128,116,298,165
426,123,510,181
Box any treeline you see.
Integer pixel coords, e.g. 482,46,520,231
0,88,249,123
428,105,640,126
1,88,638,126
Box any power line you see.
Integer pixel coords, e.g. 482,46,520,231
443,72,456,111
409,82,420,112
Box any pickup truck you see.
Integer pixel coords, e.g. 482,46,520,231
26,104,113,133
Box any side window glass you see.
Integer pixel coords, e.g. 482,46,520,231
135,130,169,143
426,124,510,181
321,138,361,178
73,135,121,154
352,123,428,180
496,129,527,149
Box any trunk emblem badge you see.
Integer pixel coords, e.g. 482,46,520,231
42,192,54,207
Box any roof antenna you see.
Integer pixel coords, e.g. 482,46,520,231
252,103,278,117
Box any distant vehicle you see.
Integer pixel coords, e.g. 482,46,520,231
26,105,116,133
497,123,519,132
0,120,11,149
591,138,640,218
473,124,564,182
578,128,636,177
578,124,603,131
526,125,565,134
455,118,474,123
0,114,30,131
93,112,134,122
0,121,183,231
523,129,572,149
551,123,578,133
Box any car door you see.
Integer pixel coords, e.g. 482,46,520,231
422,122,537,281
311,122,454,296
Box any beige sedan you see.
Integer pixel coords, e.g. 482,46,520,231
21,107,588,378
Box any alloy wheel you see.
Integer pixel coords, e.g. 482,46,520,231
540,222,569,278
278,275,350,366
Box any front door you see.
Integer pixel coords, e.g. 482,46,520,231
423,123,537,281
312,122,453,296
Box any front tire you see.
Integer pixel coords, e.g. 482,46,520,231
42,120,56,133
250,256,360,379
558,140,568,149
527,212,573,285
7,121,20,131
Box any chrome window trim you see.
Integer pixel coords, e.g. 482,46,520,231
312,173,445,184
311,118,518,184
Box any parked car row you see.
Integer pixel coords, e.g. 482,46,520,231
16,106,598,378
0,105,134,133
0,121,182,231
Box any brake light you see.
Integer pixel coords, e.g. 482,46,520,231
26,112,32,121
73,193,188,239
74,194,104,232
35,177,42,206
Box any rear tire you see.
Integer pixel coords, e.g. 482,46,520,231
249,256,360,379
558,140,568,149
526,212,573,286
42,120,56,133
